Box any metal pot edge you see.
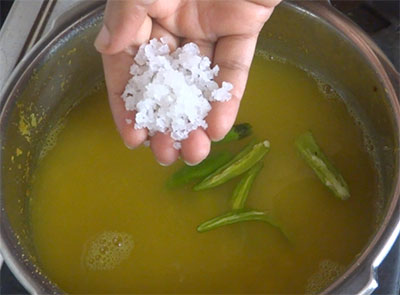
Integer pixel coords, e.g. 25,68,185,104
0,2,106,294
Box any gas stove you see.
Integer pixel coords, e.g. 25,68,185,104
0,1,399,294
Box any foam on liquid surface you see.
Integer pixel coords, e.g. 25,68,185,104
83,231,134,271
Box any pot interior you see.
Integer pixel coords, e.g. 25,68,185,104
1,2,398,294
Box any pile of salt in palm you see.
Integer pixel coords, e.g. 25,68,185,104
122,38,233,149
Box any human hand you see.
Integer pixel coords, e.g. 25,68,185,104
95,0,281,166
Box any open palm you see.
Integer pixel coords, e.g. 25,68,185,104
95,0,280,165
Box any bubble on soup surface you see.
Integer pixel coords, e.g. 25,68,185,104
83,231,134,270
315,79,338,99
305,259,346,294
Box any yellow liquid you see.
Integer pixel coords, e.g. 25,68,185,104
29,55,378,294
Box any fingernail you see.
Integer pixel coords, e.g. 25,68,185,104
157,160,171,167
211,135,225,142
94,25,110,52
124,142,136,150
184,160,200,167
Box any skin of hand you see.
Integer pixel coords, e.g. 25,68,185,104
95,0,281,166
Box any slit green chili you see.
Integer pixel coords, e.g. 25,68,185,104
295,131,350,200
197,209,287,240
166,151,233,188
194,140,270,191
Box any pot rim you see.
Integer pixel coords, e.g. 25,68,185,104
0,1,399,294
0,3,106,294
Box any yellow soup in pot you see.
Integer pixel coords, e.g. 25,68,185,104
29,54,379,294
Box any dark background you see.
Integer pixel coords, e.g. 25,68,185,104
0,0,14,27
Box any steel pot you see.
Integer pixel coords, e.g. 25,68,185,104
0,1,399,294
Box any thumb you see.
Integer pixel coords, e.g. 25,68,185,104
95,0,157,55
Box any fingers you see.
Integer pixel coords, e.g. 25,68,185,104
95,0,156,54
166,38,214,164
150,133,179,166
143,23,181,164
102,53,148,149
181,129,211,165
98,1,154,149
206,34,259,141
149,125,212,167
147,34,214,165
214,35,258,99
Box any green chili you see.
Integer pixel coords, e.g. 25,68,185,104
197,209,284,237
194,140,270,191
231,161,264,210
295,131,350,200
166,151,233,188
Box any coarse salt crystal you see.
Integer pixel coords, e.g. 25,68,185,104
210,81,234,102
122,38,233,145
173,142,182,150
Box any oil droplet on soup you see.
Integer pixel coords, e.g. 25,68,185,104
29,54,379,294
